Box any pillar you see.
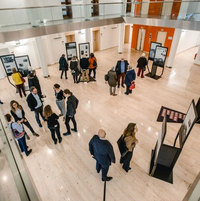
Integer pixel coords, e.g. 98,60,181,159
85,28,93,54
35,37,49,77
166,29,182,68
83,0,91,20
118,23,124,54
194,45,200,65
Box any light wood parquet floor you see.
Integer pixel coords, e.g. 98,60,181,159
0,45,200,201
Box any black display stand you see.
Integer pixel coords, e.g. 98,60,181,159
145,64,164,80
196,97,200,123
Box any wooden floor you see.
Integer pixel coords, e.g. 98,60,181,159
0,45,200,201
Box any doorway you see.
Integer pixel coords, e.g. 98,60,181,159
66,34,75,43
136,29,146,51
156,31,167,46
93,30,100,52
124,25,130,44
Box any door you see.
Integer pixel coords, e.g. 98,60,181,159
93,30,100,52
148,0,163,16
66,34,75,43
124,25,130,44
136,29,146,51
156,31,167,46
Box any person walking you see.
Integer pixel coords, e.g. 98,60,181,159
5,114,32,156
59,54,68,79
115,58,129,88
43,105,62,144
120,123,138,172
137,53,148,78
11,67,26,98
63,89,79,136
108,66,118,96
10,100,39,139
80,54,89,82
124,66,136,95
88,53,97,79
89,129,116,181
70,56,80,83
26,86,45,127
53,84,65,117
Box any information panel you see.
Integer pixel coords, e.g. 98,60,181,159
148,42,162,61
15,55,31,77
79,42,90,58
153,46,168,68
65,42,77,60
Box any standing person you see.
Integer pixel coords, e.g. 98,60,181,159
115,58,129,88
53,84,65,117
10,100,39,139
63,89,78,136
5,114,32,156
88,53,97,79
27,70,45,98
80,54,89,82
59,54,68,79
124,65,136,95
43,105,62,144
137,53,148,78
89,129,116,181
70,56,80,84
108,66,118,96
26,86,45,127
120,123,138,172
11,67,26,98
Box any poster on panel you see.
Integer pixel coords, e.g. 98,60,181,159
178,100,198,148
65,42,77,61
79,42,90,58
153,46,168,68
0,54,17,76
148,42,162,61
15,55,31,77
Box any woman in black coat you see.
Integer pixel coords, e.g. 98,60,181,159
137,53,148,78
70,56,80,83
59,54,68,79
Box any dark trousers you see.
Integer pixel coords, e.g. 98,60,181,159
73,75,80,83
18,135,28,155
89,68,96,78
48,125,61,143
96,161,109,180
16,84,26,98
34,106,44,126
65,115,77,133
61,70,67,78
137,68,144,77
125,85,132,95
22,120,34,133
121,151,133,172
117,73,126,86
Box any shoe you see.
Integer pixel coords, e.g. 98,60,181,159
26,149,32,156
129,167,131,170
65,77,68,79
39,124,42,128
33,133,39,137
141,76,144,78
113,94,117,96
26,135,30,140
60,77,62,79
110,93,113,95
63,117,66,121
117,85,120,88
121,85,125,88
102,176,113,181
59,137,62,143
58,114,63,117
97,169,101,173
63,132,71,136
123,167,129,172
71,128,78,132
54,139,57,144
0,100,3,104
124,92,128,95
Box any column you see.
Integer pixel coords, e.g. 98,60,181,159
85,28,93,54
118,23,124,54
166,29,182,68
194,45,200,65
35,37,49,77
83,0,91,20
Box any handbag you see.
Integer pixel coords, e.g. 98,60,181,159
129,82,135,90
117,135,129,157
18,73,26,83
10,123,25,139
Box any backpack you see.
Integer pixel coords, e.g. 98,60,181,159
104,73,109,81
10,123,25,139
117,135,128,157
93,59,97,67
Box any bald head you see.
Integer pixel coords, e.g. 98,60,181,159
121,57,124,61
98,129,106,138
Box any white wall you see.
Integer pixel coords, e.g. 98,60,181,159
176,30,200,54
0,48,10,79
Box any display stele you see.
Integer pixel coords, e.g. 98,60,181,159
148,42,162,61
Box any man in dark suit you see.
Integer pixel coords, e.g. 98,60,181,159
115,57,129,88
26,86,45,127
80,54,89,82
89,129,116,181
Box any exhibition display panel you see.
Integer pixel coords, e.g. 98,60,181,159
65,42,77,60
15,55,31,77
79,42,90,58
148,42,162,61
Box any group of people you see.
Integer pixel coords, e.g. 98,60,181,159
59,53,97,83
106,53,148,96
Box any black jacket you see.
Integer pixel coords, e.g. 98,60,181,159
10,108,25,121
66,95,78,117
59,57,68,71
89,135,115,166
137,57,148,69
80,58,89,70
115,60,129,75
27,73,42,96
26,93,43,111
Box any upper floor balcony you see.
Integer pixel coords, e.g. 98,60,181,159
0,1,200,43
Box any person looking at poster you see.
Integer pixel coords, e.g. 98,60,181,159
137,53,148,78
59,54,68,79
88,53,97,79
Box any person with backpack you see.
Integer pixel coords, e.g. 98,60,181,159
88,53,97,79
107,66,118,96
63,89,79,136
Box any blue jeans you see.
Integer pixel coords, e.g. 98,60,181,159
34,106,45,126
56,99,65,116
18,135,28,155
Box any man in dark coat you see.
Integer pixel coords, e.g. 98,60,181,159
63,89,79,136
59,54,68,79
89,129,116,181
115,57,129,88
80,54,89,82
26,86,45,127
124,66,136,95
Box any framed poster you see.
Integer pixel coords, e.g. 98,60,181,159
65,42,77,61
148,42,162,61
15,55,31,77
79,42,90,58
0,54,18,76
153,46,168,68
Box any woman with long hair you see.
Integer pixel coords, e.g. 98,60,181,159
120,123,138,172
70,56,80,83
88,53,97,79
43,105,62,144
10,100,39,140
